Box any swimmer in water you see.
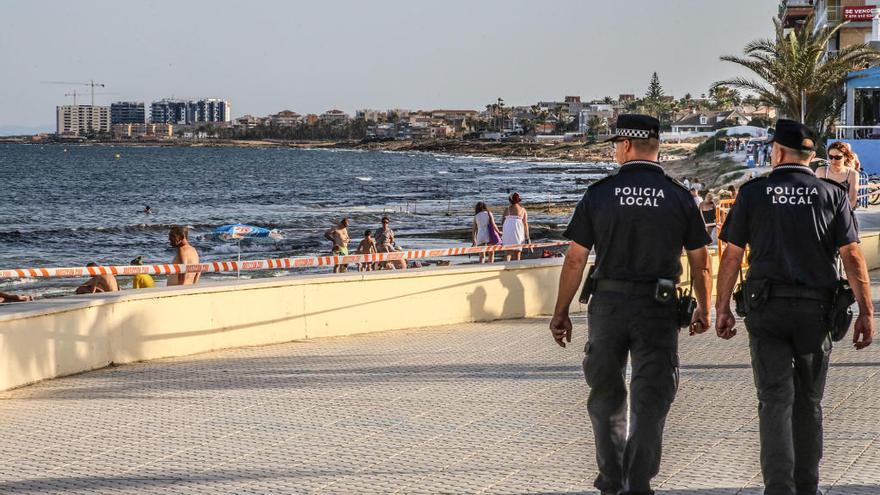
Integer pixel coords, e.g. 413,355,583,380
143,205,152,214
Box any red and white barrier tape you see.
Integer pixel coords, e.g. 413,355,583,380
0,241,571,279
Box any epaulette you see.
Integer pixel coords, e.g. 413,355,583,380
738,175,768,191
664,175,690,192
819,177,847,192
586,170,618,190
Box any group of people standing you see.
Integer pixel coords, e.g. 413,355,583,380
324,216,405,273
471,192,532,263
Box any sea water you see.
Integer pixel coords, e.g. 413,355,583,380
0,143,608,297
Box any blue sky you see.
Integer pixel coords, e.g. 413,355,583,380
0,0,778,133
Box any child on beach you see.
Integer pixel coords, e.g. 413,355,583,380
356,230,377,272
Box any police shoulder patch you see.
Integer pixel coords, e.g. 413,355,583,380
663,175,690,192
819,177,847,192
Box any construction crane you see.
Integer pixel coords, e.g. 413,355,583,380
41,80,106,106
63,89,118,105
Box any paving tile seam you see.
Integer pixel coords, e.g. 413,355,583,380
28,321,541,479
824,365,880,488
314,341,575,494
656,377,760,491
385,379,577,494
229,323,553,493
475,402,592,494
36,379,369,477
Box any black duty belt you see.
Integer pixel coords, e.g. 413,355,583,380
768,284,833,302
595,279,662,297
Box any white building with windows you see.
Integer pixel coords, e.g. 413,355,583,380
56,105,111,136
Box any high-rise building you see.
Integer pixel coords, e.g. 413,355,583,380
150,99,190,124
110,102,146,124
150,98,231,124
56,105,111,136
192,98,231,123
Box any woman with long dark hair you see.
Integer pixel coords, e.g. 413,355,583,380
472,201,501,263
501,192,530,262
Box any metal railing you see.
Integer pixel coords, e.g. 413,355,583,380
835,126,880,140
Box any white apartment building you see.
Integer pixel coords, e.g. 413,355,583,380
56,105,111,135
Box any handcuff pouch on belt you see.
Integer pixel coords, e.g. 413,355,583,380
829,278,855,342
578,265,598,305
734,278,769,317
659,275,697,329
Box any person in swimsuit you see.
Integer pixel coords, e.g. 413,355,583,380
816,141,859,208
356,230,377,272
325,218,351,273
0,292,33,303
472,202,501,264
501,192,530,262
75,262,120,294
167,226,201,286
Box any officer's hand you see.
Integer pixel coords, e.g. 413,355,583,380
715,309,737,340
689,307,710,336
853,314,874,350
549,313,573,348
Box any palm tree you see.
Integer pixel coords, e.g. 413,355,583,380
715,14,880,141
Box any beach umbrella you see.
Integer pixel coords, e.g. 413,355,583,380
212,224,283,278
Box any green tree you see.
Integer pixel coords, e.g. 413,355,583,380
646,72,664,100
715,14,880,142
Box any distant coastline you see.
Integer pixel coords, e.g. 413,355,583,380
0,135,746,188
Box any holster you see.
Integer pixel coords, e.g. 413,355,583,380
828,279,855,342
736,278,769,316
578,265,598,305
676,286,697,329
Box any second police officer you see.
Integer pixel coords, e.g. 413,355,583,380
550,114,713,495
715,119,874,495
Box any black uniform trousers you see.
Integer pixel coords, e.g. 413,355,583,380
745,297,832,495
584,291,680,495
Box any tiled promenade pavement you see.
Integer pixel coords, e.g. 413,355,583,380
1,311,879,493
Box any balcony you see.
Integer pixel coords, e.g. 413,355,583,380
781,0,815,27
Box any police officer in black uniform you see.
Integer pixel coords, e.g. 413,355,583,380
715,119,874,495
550,115,713,495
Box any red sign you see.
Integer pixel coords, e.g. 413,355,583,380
844,6,877,21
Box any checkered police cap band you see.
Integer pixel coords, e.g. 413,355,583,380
616,128,652,139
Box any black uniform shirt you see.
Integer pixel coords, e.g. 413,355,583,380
719,164,859,290
564,160,711,283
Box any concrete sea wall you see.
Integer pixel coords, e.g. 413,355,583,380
2,233,879,392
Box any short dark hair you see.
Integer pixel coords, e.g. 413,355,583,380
381,216,390,223
364,230,372,237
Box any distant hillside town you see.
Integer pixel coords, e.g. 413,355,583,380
46,73,777,144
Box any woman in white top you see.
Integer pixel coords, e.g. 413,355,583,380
472,201,501,263
816,141,859,209
501,192,530,262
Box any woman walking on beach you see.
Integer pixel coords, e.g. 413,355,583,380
472,202,501,263
501,192,530,262
817,142,859,208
